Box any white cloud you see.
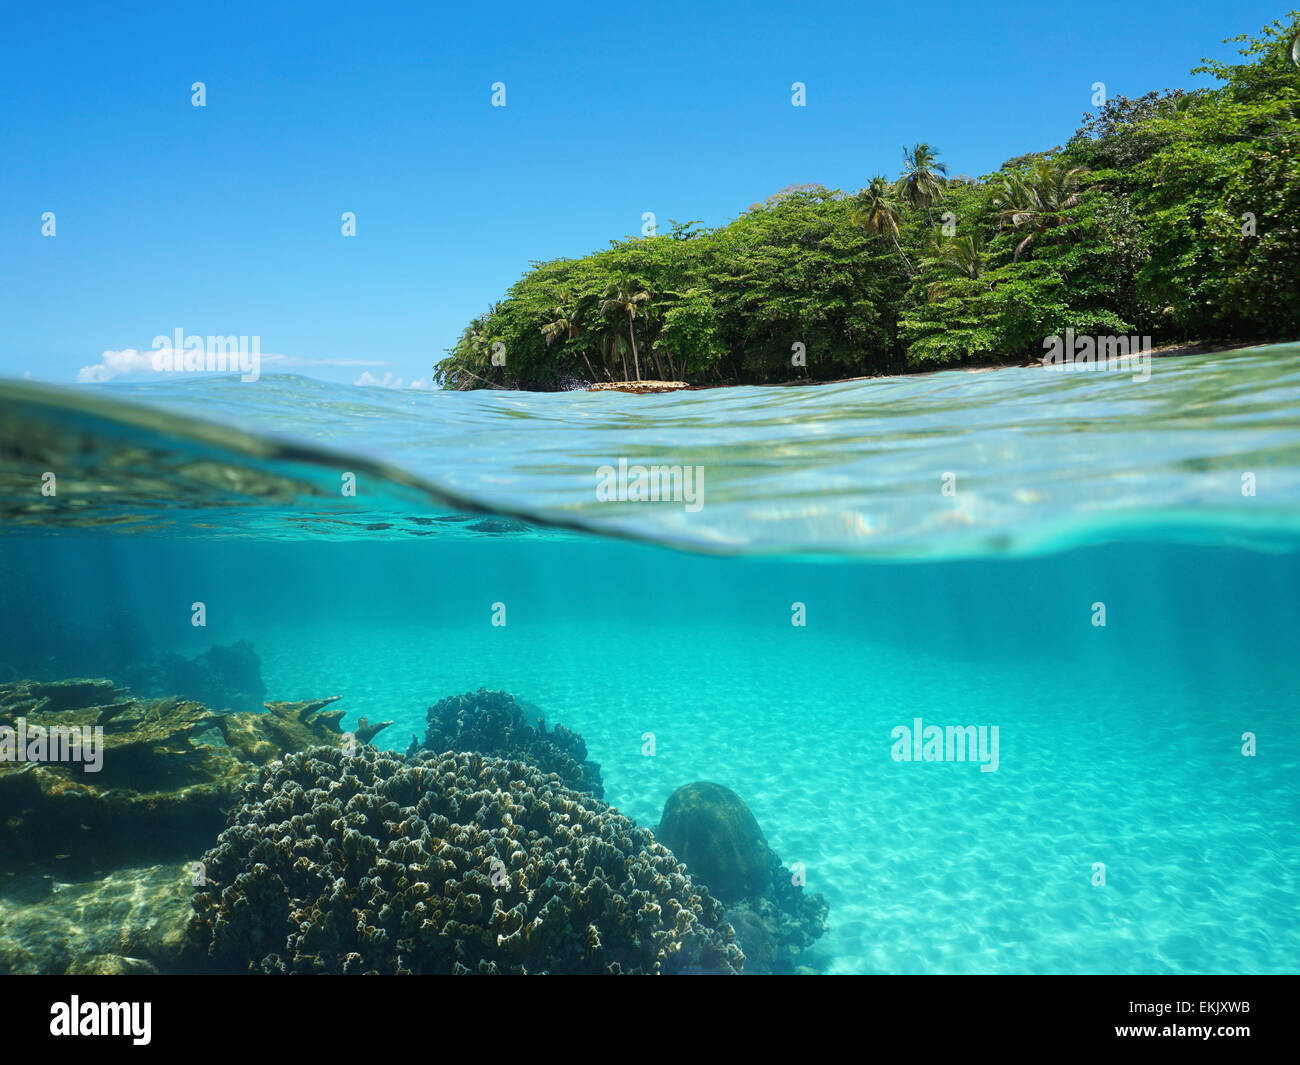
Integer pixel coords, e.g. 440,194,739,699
354,371,434,390
268,355,390,368
77,349,162,382
77,347,392,382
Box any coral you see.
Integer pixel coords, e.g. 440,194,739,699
0,678,389,872
119,640,266,712
720,852,830,973
188,745,743,974
655,781,829,974
411,688,602,797
655,782,772,903
0,588,156,684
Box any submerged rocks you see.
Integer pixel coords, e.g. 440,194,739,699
412,687,603,797
0,678,389,872
0,862,192,975
120,640,267,712
656,781,828,973
188,745,743,974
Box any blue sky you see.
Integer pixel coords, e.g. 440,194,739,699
0,0,1286,387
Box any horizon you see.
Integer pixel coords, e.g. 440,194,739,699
0,0,1289,388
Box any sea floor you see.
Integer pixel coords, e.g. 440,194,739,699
2,529,1296,975
247,616,1299,975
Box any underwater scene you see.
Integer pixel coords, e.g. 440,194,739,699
1,345,1298,975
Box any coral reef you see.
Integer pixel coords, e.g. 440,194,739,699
411,687,602,797
0,677,822,976
188,745,743,974
0,608,155,686
119,640,266,712
720,852,831,974
656,781,829,973
0,606,265,713
0,678,390,872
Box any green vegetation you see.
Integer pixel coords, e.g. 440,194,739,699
436,13,1300,390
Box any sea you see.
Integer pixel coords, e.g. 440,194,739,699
1,343,1298,974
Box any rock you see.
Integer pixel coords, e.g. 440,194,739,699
655,782,771,904
0,862,192,974
118,641,267,712
65,954,161,975
588,381,690,394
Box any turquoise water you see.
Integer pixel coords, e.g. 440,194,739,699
1,345,1299,973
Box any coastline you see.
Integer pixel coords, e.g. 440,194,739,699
586,338,1291,394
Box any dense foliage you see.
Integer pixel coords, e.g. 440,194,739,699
436,13,1300,390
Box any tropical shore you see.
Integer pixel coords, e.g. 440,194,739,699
438,14,1300,396
586,339,1286,393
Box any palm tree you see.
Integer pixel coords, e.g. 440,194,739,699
599,280,651,381
1158,91,1200,119
992,158,1090,260
541,291,598,381
924,229,987,302
540,299,579,347
894,143,948,223
852,176,914,275
439,312,504,389
600,328,632,381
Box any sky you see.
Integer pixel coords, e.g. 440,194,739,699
0,0,1288,388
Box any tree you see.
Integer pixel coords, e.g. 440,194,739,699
541,290,599,380
924,229,987,301
852,176,914,275
599,280,651,380
434,12,1300,388
992,158,1091,260
894,143,948,222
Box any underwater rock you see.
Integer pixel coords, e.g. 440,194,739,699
412,687,603,797
0,862,192,975
655,781,829,974
0,677,390,872
0,607,156,688
118,640,267,712
64,954,161,975
656,782,772,903
188,745,743,974
467,516,531,534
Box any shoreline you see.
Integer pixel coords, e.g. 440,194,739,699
586,338,1292,394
